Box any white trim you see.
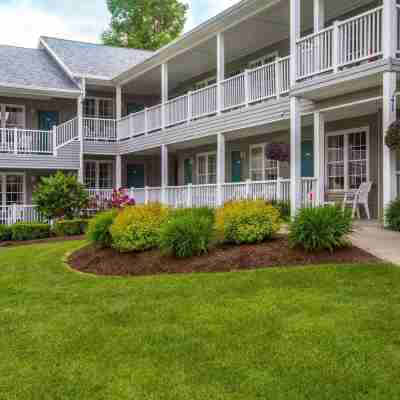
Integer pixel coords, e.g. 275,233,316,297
325,126,370,192
0,83,81,98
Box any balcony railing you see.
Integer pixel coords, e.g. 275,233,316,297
296,6,383,80
0,128,54,155
83,117,117,142
118,57,290,140
128,178,317,209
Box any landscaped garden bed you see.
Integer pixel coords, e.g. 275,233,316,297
69,236,381,277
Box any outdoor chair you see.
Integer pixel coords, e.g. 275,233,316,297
342,181,373,219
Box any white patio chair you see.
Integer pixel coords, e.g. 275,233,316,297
342,182,372,219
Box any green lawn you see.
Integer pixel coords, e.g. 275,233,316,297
0,241,399,399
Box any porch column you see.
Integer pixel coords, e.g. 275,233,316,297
313,0,325,31
382,72,397,220
290,96,302,216
161,144,169,204
161,63,168,130
116,85,122,120
383,0,397,59
290,0,300,86
217,133,226,206
314,111,325,205
115,155,122,189
216,32,225,115
77,95,84,183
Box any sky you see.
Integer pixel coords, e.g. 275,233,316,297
0,0,241,49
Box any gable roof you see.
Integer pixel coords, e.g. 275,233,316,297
40,36,154,80
0,45,81,94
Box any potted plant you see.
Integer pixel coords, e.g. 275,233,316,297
385,120,400,151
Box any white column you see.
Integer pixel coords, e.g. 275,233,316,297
217,133,226,206
116,155,122,189
314,111,325,205
313,0,325,31
116,85,122,120
77,96,84,183
383,0,397,59
161,63,168,129
161,144,169,204
216,33,225,114
382,72,397,220
290,96,302,216
290,0,301,86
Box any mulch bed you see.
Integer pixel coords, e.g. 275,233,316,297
68,236,383,277
0,235,85,248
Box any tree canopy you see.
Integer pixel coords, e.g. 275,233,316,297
102,0,188,51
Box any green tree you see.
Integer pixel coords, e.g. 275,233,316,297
33,172,89,220
102,0,188,51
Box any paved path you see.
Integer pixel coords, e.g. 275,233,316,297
350,221,400,265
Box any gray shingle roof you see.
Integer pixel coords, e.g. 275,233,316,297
0,45,80,92
40,37,153,79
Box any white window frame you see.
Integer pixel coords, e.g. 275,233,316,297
83,97,115,119
196,151,217,185
84,160,114,189
0,104,26,129
0,172,26,206
325,127,370,192
249,51,279,69
249,143,280,182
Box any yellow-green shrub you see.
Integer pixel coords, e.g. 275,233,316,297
216,200,281,244
110,204,169,252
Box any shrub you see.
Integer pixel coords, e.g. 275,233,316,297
33,172,89,220
159,208,215,258
110,204,169,252
385,198,400,231
87,209,118,247
53,219,88,236
0,225,12,241
11,223,51,241
216,200,281,245
270,200,290,221
288,206,352,252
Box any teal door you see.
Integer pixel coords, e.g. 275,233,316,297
38,111,59,130
302,141,314,177
184,158,193,185
231,151,242,182
127,164,145,188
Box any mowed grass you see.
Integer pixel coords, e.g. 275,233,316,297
0,241,399,399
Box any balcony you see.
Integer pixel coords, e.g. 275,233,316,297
118,57,290,141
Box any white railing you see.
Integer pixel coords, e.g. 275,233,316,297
0,128,53,154
296,6,383,80
165,94,188,127
147,105,162,132
337,7,383,67
191,84,218,119
0,205,43,225
221,73,246,111
297,26,334,79
55,117,78,148
83,118,117,141
133,178,317,209
87,189,113,203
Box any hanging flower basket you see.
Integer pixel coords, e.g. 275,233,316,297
265,143,290,163
385,120,400,151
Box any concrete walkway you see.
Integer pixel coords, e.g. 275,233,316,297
350,221,400,265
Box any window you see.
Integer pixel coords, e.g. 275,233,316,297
249,52,279,69
184,158,193,185
0,104,25,129
326,129,369,191
249,144,279,181
83,98,114,118
197,152,216,184
0,174,25,206
84,161,113,189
